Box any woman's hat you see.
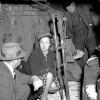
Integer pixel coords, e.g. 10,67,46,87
38,33,52,40
63,0,73,9
0,42,26,60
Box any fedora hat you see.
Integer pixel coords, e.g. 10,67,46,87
0,42,26,60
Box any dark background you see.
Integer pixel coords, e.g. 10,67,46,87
0,0,100,43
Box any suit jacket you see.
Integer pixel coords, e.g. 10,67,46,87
0,62,32,100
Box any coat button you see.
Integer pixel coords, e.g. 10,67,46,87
89,24,92,26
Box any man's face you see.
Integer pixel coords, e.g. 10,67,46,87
40,37,50,52
66,3,75,13
13,59,21,69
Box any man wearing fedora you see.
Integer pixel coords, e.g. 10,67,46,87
0,42,43,100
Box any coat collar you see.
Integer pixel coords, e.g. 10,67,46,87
0,62,15,80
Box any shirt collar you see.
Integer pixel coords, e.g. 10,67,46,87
3,61,15,78
42,51,48,57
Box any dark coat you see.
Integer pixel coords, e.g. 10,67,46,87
0,62,32,100
27,47,56,77
65,5,97,68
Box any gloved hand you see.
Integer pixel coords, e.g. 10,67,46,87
86,85,97,100
74,49,84,59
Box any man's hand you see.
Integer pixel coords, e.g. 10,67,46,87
74,50,84,59
31,75,43,91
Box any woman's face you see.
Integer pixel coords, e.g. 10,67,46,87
66,3,75,13
40,37,50,52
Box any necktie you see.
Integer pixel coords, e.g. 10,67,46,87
13,70,16,80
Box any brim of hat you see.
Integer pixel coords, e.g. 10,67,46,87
38,35,52,40
0,51,26,61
